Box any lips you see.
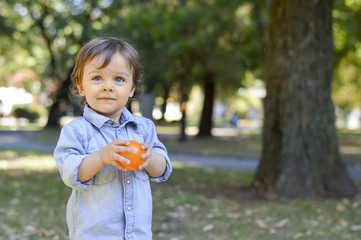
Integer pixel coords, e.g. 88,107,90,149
98,97,115,100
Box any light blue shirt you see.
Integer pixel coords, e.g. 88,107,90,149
54,105,172,240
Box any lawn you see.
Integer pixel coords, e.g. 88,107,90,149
0,149,360,240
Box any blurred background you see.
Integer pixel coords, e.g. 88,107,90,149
0,0,269,138
1,1,361,239
0,0,359,136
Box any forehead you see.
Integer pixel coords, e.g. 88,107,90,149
83,52,134,78
85,51,132,69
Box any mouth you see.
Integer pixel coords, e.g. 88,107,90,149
98,97,115,100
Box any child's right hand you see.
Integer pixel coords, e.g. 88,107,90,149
98,140,131,171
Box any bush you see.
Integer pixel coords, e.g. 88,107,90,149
13,107,40,122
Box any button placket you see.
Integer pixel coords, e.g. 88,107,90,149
123,171,134,239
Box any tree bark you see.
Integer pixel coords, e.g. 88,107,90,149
179,100,187,141
139,91,155,121
179,75,190,141
253,0,358,198
45,69,72,127
160,86,170,121
197,72,215,138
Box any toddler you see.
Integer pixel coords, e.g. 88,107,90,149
54,37,172,240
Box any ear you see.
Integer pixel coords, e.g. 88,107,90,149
77,84,85,96
129,87,135,98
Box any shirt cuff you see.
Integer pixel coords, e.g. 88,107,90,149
62,155,93,189
149,150,172,183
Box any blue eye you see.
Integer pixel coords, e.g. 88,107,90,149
93,76,102,81
115,77,124,83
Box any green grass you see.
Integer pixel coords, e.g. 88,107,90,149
0,150,69,239
0,149,360,240
152,165,361,240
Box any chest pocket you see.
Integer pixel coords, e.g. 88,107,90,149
93,165,117,185
133,170,150,182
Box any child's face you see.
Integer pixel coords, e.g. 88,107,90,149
78,52,135,121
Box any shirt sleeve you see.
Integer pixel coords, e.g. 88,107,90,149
143,119,172,183
54,124,92,190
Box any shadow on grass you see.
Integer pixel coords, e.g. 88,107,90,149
158,165,262,201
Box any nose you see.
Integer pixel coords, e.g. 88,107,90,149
102,81,114,92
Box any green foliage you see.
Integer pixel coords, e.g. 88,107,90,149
332,0,361,112
13,107,40,122
12,103,47,123
1,0,267,97
1,0,360,119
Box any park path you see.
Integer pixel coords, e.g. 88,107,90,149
1,130,361,182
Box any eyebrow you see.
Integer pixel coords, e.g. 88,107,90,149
86,70,100,75
117,72,130,78
87,70,130,78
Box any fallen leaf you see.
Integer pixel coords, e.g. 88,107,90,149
207,213,215,219
246,209,253,216
10,198,19,205
294,232,304,239
336,203,346,212
24,225,36,233
273,218,289,228
227,212,241,219
269,228,277,234
351,225,361,231
336,219,348,229
255,219,268,229
203,224,214,232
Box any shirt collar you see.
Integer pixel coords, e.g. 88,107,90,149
83,105,138,128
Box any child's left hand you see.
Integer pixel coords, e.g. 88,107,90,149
136,143,152,171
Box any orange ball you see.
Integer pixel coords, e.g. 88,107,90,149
118,140,146,170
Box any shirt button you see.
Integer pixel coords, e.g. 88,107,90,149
126,180,131,184
127,234,131,238
127,206,132,211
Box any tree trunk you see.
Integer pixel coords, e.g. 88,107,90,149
160,86,170,121
253,0,358,198
45,70,72,127
197,72,215,138
179,100,187,141
139,91,155,121
179,74,191,141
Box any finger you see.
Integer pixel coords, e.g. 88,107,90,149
142,146,152,161
113,139,130,146
112,145,132,153
141,151,151,161
111,155,130,171
113,152,130,165
114,161,129,171
137,159,150,171
138,153,151,170
141,142,149,150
